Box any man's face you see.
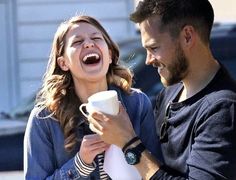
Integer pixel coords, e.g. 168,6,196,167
139,16,188,86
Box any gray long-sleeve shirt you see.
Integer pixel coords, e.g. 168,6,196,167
152,66,236,180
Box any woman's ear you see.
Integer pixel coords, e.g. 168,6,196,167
57,56,69,71
109,50,112,64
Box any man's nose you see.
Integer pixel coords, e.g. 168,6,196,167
145,53,154,65
84,39,94,48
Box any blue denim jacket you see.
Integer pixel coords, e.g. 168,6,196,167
24,86,162,179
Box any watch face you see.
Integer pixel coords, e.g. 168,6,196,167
125,151,137,165
124,143,145,165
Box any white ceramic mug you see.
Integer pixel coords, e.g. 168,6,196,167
79,90,119,118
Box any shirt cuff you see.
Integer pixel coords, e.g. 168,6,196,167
150,167,165,180
74,153,96,177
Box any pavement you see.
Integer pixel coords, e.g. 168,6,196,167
0,119,26,172
0,119,27,136
0,171,23,180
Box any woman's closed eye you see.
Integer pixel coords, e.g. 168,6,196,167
91,36,103,41
72,40,83,46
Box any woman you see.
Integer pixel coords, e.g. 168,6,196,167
24,15,161,179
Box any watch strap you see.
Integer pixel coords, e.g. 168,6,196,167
122,136,139,152
133,142,145,154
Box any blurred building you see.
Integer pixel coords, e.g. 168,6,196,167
209,0,236,23
134,0,236,23
1,0,236,113
0,0,137,112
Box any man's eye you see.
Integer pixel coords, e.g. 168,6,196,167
150,47,159,52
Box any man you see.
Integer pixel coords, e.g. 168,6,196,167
89,0,236,179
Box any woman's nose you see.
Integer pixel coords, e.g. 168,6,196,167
84,39,94,48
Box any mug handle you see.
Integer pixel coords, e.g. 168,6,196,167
79,103,89,118
89,123,97,132
79,104,97,132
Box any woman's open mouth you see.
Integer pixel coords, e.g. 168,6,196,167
82,53,100,65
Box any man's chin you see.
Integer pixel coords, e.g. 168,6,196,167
161,77,179,87
160,77,169,87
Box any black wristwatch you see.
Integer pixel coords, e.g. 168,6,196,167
124,143,145,165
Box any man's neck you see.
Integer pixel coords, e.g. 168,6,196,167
178,60,220,102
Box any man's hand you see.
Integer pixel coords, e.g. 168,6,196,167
88,102,136,148
88,102,160,179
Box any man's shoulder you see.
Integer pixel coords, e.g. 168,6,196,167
205,66,236,102
204,89,236,108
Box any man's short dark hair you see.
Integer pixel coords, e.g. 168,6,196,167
130,0,214,43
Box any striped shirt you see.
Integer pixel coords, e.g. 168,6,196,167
74,152,109,179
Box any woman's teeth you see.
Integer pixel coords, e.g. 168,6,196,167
83,53,99,62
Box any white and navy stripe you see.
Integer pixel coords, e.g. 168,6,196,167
74,153,109,179
97,154,109,180
74,153,96,177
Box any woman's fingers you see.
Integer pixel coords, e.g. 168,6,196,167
79,134,109,164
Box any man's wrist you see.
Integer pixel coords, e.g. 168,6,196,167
122,136,140,152
139,150,160,179
119,131,138,149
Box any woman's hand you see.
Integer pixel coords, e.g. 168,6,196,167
79,134,110,164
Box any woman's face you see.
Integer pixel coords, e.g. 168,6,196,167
58,22,112,84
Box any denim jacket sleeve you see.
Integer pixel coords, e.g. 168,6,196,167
121,89,163,162
136,91,163,162
24,108,95,180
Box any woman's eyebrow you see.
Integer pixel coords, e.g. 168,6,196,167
73,32,101,39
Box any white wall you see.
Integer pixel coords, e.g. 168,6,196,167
209,0,236,23
0,0,18,112
0,2,10,111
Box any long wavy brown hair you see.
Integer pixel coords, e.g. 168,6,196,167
36,15,133,152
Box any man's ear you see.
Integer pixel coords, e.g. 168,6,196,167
181,25,195,47
57,56,69,71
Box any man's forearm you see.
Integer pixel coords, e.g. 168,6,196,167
135,150,160,180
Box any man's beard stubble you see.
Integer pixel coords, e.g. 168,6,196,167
161,44,189,87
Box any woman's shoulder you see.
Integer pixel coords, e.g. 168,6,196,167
113,85,148,100
122,87,151,106
130,88,151,101
28,106,58,126
109,85,152,107
30,106,51,118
